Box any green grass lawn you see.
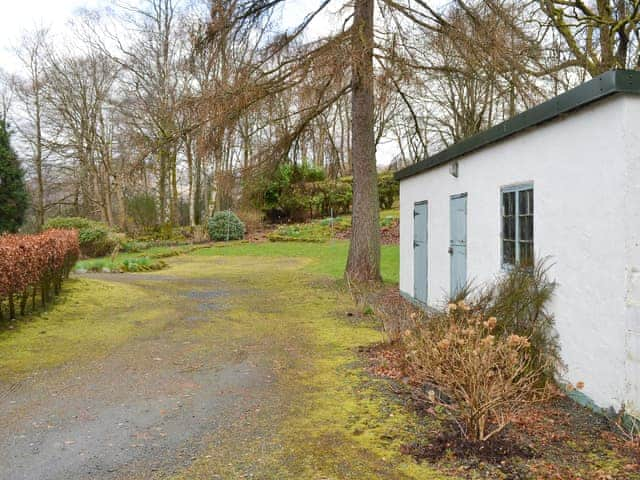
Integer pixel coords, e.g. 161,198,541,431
193,240,399,284
75,208,401,280
76,238,399,284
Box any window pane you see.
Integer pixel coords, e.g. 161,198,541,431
503,240,516,265
520,242,534,267
519,215,533,241
503,216,515,240
503,191,515,216
519,189,533,215
502,191,516,249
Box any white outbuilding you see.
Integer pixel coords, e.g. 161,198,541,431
395,70,640,417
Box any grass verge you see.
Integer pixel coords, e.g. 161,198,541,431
73,243,210,273
193,240,399,284
0,278,173,381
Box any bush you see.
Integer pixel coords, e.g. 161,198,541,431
77,256,166,273
377,173,399,210
247,163,352,222
315,181,352,217
120,240,147,253
406,301,550,442
207,211,245,241
384,260,558,443
44,217,119,258
339,174,399,211
470,260,560,381
0,229,79,319
247,164,398,222
121,257,165,272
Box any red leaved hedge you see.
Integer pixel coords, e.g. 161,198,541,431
0,229,79,319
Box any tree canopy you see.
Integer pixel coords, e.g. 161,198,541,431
1,0,639,275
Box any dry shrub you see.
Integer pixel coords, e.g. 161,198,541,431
406,300,551,442
613,405,640,448
190,225,209,243
236,209,264,234
346,281,423,340
373,289,423,343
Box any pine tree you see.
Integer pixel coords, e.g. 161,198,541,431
0,120,29,233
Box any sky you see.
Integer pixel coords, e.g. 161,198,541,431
0,0,339,71
0,0,106,70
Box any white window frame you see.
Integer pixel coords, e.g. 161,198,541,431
501,183,533,269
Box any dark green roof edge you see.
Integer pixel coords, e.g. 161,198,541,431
394,69,640,181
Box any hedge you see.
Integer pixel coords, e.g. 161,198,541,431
0,229,79,319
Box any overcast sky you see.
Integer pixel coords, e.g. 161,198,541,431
0,0,102,69
0,0,339,72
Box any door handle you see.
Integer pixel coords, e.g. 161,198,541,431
413,241,420,248
448,247,453,255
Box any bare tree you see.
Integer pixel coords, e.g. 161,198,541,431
0,70,12,123
539,0,640,76
44,47,119,224
83,0,186,225
6,0,624,251
12,29,50,228
200,0,382,281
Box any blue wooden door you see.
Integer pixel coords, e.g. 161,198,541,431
450,194,467,298
413,202,428,304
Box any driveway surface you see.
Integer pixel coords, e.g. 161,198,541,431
0,254,440,480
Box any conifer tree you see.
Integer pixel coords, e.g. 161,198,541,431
0,120,28,233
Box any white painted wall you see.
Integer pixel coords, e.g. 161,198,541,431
623,96,640,416
399,94,639,413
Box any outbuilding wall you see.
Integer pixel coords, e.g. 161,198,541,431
623,96,640,415
399,94,637,412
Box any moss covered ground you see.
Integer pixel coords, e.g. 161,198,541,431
0,241,445,479
159,255,448,479
3,240,635,479
0,279,170,381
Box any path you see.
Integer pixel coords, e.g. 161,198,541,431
0,254,446,480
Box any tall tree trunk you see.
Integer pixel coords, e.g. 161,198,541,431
115,174,127,231
93,170,110,223
194,153,202,225
170,148,179,225
346,0,381,283
34,90,45,229
213,131,228,211
104,179,115,226
185,135,196,227
158,150,168,223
